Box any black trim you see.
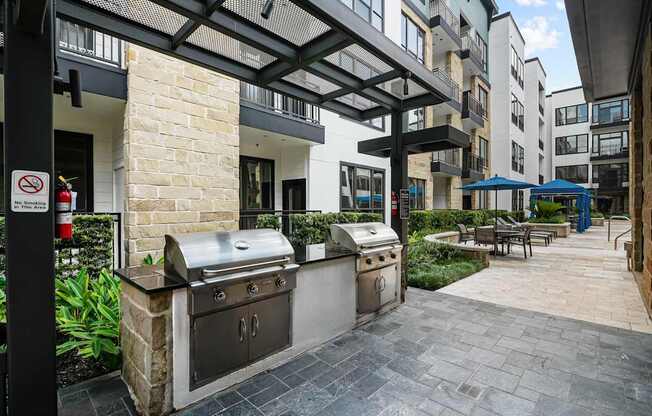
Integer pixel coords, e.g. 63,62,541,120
589,119,630,130
339,161,386,215
555,134,589,156
524,57,547,77
549,85,583,95
431,160,462,176
239,101,325,144
358,124,470,158
239,155,275,211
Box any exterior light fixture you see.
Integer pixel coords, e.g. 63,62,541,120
403,72,412,96
261,0,274,19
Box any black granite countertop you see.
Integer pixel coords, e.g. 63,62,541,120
114,265,188,294
292,243,356,265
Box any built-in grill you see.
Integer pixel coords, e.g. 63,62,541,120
164,229,298,390
329,223,402,314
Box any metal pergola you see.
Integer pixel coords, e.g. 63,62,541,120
2,1,463,414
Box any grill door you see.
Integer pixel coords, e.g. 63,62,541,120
249,293,291,362
191,304,249,388
357,269,381,314
379,265,398,307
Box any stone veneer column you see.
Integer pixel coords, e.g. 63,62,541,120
121,281,173,415
123,45,240,266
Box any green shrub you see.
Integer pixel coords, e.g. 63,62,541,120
408,209,500,235
591,211,605,219
408,260,483,291
256,214,281,230
532,200,564,220
288,212,383,245
529,215,565,224
142,254,164,265
507,211,526,222
0,274,5,323
55,268,121,369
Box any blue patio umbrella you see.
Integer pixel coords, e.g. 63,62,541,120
461,175,537,229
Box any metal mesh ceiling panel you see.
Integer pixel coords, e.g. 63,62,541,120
82,0,187,35
378,78,428,99
324,44,392,79
187,25,277,69
283,69,341,94
336,93,378,111
223,0,330,47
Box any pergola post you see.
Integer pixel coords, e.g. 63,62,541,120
4,0,57,414
389,110,408,302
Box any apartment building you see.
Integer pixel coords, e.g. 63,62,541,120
413,0,497,210
488,12,548,213
545,87,630,214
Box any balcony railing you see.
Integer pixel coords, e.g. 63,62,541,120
433,67,461,103
240,83,321,124
592,99,630,125
461,34,484,70
539,139,544,151
463,91,484,118
463,151,485,172
430,0,460,37
591,143,628,159
433,149,460,167
57,19,122,67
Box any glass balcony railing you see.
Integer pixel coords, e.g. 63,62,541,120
240,82,321,124
591,142,628,158
433,149,460,167
57,19,122,67
433,67,461,103
592,99,630,125
430,0,460,37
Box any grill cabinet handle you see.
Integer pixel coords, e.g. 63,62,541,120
251,314,259,337
376,276,386,293
202,257,290,276
239,317,247,343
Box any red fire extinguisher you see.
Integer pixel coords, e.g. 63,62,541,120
391,191,398,217
56,177,73,240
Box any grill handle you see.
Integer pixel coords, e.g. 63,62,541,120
202,257,290,277
376,276,386,293
239,317,247,343
251,314,259,338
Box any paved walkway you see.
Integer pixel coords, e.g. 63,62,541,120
440,221,652,333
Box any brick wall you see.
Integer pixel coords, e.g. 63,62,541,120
123,46,239,265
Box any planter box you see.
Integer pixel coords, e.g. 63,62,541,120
424,230,492,267
526,222,571,237
591,218,605,226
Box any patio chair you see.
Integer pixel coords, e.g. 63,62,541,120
505,216,554,245
505,228,533,259
456,224,474,244
475,227,504,255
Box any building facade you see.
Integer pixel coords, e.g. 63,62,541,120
546,87,630,214
489,12,548,213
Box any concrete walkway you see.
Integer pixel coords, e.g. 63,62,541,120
439,221,652,333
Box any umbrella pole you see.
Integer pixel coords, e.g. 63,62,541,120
494,189,498,255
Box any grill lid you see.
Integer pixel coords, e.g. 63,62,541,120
164,229,294,282
329,222,399,252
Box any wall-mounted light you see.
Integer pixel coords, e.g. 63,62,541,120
403,71,412,96
261,0,274,19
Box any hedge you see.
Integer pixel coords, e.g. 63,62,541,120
408,209,505,234
255,214,281,230
0,215,115,278
286,212,382,245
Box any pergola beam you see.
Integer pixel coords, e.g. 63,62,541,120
320,69,402,103
171,0,226,50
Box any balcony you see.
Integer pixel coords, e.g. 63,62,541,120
431,149,462,177
462,91,484,131
460,34,485,77
590,143,629,160
429,0,462,54
433,67,461,117
591,99,630,128
462,151,485,181
239,83,325,144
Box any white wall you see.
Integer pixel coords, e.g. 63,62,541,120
524,59,547,209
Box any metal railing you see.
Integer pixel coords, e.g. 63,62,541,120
463,151,485,172
57,19,122,67
240,83,321,124
607,216,631,250
461,34,484,69
433,149,460,167
433,67,461,102
239,209,322,237
463,91,484,118
591,142,628,158
430,0,460,37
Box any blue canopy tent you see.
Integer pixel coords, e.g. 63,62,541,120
529,179,592,233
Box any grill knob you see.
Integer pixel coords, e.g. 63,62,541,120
365,258,373,265
390,253,397,259
213,289,226,302
247,283,259,296
276,277,287,288
379,255,386,262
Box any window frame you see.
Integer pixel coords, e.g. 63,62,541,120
555,134,589,156
592,163,629,184
555,103,589,126
555,164,589,184
475,32,488,72
478,86,488,118
479,137,488,166
591,130,629,157
400,12,425,64
592,98,630,124
408,177,426,210
339,161,386,215
341,0,384,32
239,155,275,211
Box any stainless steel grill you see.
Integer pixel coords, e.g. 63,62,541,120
164,229,298,390
329,223,402,315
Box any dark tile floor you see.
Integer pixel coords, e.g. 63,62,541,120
60,290,652,416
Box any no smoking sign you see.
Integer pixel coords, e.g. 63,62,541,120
11,170,50,212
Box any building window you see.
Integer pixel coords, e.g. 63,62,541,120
340,162,385,215
405,107,425,132
401,13,425,63
555,134,589,155
592,131,629,157
510,46,524,88
592,98,629,124
555,164,589,183
408,177,426,210
240,156,274,211
555,103,588,126
511,94,524,130
479,137,489,166
511,189,524,211
478,86,488,118
511,141,524,173
476,33,488,72
340,0,384,32
592,163,629,185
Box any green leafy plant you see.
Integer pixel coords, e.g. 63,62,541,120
0,274,6,323
288,212,383,245
532,200,564,220
55,269,121,369
256,214,281,230
529,215,565,224
142,253,164,265
407,239,483,290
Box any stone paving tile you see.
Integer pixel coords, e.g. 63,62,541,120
59,291,652,416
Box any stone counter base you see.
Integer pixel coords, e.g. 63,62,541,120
526,222,571,237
